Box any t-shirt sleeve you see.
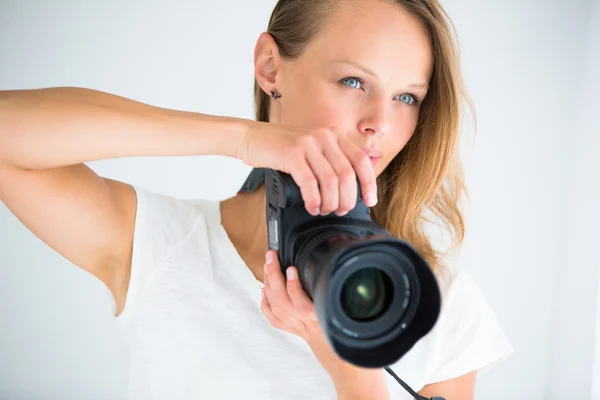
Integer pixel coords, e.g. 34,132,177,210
425,271,515,384
116,185,204,317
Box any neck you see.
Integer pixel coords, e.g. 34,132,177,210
219,184,269,283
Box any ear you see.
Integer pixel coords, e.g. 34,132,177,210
254,32,282,96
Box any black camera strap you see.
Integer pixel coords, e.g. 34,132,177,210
238,168,267,194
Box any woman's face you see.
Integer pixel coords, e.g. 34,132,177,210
260,0,433,177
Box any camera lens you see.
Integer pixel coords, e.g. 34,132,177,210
341,267,393,322
265,169,442,368
292,229,441,368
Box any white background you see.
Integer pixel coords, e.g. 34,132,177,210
0,1,598,399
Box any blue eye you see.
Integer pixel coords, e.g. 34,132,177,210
339,77,422,106
340,77,362,89
397,93,415,105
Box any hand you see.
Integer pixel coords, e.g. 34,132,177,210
260,250,343,369
260,250,390,400
260,250,321,342
237,121,378,216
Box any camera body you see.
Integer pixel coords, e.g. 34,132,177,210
265,168,382,282
264,168,441,368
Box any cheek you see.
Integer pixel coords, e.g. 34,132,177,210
308,102,346,126
280,72,355,128
285,90,348,128
398,116,418,146
389,112,418,143
381,114,419,163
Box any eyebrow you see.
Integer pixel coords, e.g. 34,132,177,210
331,60,429,90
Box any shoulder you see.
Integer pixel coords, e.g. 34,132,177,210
112,185,221,317
130,185,222,241
132,185,216,220
424,268,515,384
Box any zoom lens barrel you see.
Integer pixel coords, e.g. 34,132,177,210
294,231,440,368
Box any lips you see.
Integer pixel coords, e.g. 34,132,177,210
360,147,383,158
361,147,382,166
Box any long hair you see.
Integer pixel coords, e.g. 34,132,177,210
254,0,475,285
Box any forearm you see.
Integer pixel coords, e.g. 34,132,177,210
306,327,390,400
330,363,390,400
0,86,247,170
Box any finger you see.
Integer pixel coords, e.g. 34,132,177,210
263,271,308,337
339,136,378,207
305,146,339,215
289,159,321,216
261,289,299,336
322,137,357,215
264,251,294,320
285,267,318,322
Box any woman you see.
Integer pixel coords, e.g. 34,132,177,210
0,0,513,399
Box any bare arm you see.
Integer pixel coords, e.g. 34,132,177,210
0,86,247,315
0,86,246,169
417,370,476,399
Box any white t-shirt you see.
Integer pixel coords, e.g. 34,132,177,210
111,186,514,400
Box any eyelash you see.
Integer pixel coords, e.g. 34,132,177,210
339,76,422,106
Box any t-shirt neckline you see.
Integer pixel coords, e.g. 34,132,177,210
212,200,265,305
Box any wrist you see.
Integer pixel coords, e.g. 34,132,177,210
305,329,389,399
160,111,251,159
196,113,251,160
330,363,390,400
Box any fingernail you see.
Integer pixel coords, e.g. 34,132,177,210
312,208,320,216
265,251,274,264
366,193,377,206
286,267,297,280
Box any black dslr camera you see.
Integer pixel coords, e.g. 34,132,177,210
261,168,442,369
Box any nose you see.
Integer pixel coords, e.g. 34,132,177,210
357,97,392,137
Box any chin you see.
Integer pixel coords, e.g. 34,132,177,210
374,160,388,178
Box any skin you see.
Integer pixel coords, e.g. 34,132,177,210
222,0,433,284
222,0,476,398
0,0,476,397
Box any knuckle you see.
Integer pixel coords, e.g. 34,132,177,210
302,308,315,319
271,304,283,317
339,198,353,211
287,286,298,299
299,135,316,149
291,145,305,159
360,180,375,196
306,202,320,213
339,167,355,182
322,198,337,212
314,127,330,139
272,302,288,316
303,194,318,205
271,320,284,329
323,199,339,212
323,172,338,188
359,163,373,179
356,151,370,166
364,173,377,187
301,175,318,188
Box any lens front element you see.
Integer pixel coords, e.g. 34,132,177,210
341,267,393,322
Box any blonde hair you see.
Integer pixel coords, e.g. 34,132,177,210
254,0,474,284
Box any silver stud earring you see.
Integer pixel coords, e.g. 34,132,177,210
271,90,282,100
